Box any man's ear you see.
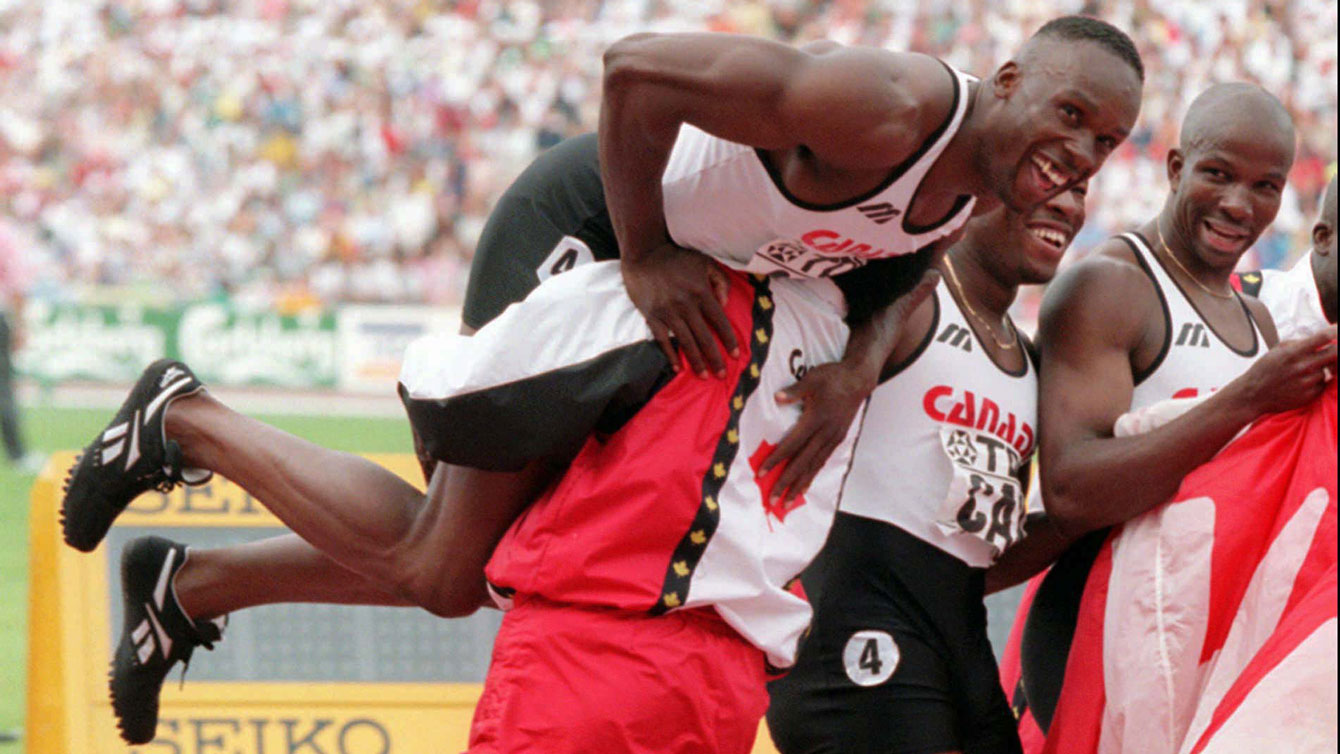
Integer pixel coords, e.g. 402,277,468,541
992,60,1021,100
1313,222,1333,255
1167,148,1185,192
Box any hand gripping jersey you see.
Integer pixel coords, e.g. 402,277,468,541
661,61,977,280
412,262,860,668
1120,232,1266,411
839,284,1037,568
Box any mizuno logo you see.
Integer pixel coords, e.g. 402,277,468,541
937,323,973,352
857,202,901,225
1175,323,1211,348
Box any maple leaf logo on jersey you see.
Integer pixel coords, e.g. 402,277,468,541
748,441,807,528
944,429,978,466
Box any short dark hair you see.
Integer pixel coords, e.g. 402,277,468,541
1032,16,1144,82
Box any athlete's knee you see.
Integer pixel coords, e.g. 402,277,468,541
391,556,485,618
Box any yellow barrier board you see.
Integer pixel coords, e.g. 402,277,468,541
27,451,782,753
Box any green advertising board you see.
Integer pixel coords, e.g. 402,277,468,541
18,301,339,388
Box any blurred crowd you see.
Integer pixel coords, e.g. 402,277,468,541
0,0,1334,319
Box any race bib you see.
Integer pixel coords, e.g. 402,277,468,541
748,239,868,279
536,235,596,282
934,426,1027,555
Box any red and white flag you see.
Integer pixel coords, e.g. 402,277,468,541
1004,386,1337,754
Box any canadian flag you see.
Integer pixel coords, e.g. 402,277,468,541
1002,386,1337,754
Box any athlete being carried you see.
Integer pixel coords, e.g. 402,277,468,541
62,17,1144,751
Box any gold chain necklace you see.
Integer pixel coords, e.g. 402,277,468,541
1156,220,1236,300
943,254,1017,350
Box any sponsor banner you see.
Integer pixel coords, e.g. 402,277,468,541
176,304,338,388
16,300,172,383
336,305,460,395
16,302,461,392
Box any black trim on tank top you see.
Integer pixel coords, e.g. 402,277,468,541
751,59,962,213
944,284,1031,378
900,193,974,235
1122,234,1173,387
1133,231,1260,358
877,292,940,384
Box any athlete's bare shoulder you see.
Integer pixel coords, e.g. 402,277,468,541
783,48,956,170
1040,236,1161,352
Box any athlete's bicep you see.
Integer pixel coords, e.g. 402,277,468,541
776,50,946,166
605,34,933,162
1037,258,1150,450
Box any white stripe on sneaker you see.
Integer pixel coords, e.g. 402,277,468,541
103,422,129,442
135,620,155,664
131,620,150,643
143,376,194,424
124,411,142,471
152,547,177,610
143,603,173,659
101,439,126,466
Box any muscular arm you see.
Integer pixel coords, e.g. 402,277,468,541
599,32,941,264
1039,250,1330,537
601,34,954,481
985,511,1071,594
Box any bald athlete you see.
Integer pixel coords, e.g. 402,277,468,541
992,84,1338,731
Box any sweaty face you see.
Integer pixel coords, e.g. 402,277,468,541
987,40,1142,212
1168,125,1293,270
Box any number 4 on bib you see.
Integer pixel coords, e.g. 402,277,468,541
842,630,900,687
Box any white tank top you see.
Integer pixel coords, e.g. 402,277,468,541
660,61,977,280
1120,232,1265,411
837,284,1038,567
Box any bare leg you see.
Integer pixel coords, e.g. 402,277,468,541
173,533,413,621
164,392,558,616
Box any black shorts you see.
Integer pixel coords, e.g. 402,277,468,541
767,513,1022,754
461,132,618,331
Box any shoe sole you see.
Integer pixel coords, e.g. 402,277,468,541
60,450,125,553
109,661,160,745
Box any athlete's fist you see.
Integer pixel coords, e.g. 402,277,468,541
622,241,739,378
1232,325,1337,416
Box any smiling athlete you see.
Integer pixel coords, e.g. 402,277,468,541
768,182,1089,754
64,18,1145,751
993,83,1338,733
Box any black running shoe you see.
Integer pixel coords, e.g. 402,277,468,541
61,360,212,552
111,536,226,745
